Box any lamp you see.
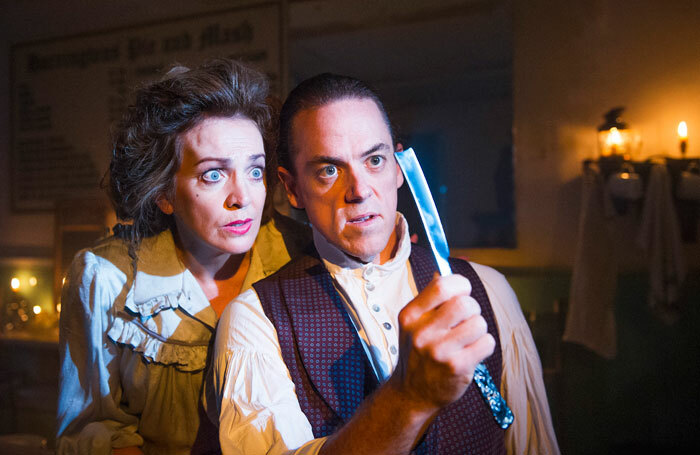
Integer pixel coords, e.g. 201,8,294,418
597,107,636,159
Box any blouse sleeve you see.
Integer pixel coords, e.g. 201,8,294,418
210,289,327,455
471,263,561,455
56,250,143,455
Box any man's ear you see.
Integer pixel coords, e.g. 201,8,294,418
155,194,174,215
394,142,405,189
278,166,304,209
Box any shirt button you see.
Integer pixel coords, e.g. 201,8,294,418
365,266,373,276
372,304,381,312
383,322,392,330
366,282,375,291
390,345,398,355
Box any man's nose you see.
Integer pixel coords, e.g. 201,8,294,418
224,176,250,209
345,169,372,203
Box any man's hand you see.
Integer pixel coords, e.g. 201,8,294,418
319,273,495,455
389,273,495,413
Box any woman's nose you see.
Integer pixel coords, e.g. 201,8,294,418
224,177,250,209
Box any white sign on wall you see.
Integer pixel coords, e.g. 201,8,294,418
10,2,283,211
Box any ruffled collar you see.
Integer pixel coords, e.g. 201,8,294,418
128,229,218,329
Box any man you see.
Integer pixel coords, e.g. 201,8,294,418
209,74,559,454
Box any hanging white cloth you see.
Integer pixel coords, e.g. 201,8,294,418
564,164,618,359
636,164,687,323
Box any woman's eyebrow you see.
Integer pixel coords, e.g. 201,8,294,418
193,153,265,167
247,153,266,163
194,157,231,166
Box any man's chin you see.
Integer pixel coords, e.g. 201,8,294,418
339,242,383,264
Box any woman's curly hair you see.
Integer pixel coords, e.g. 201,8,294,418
107,58,276,250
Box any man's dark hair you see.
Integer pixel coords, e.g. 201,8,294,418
108,58,275,249
277,73,394,173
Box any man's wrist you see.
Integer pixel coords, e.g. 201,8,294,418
382,374,440,424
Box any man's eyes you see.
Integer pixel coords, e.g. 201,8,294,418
319,165,338,177
367,155,385,167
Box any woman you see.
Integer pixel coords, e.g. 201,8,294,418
56,59,309,455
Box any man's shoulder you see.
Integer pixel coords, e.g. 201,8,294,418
467,262,507,285
409,242,506,282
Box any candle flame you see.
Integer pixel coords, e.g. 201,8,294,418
678,121,688,139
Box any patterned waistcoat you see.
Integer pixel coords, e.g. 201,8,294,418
253,244,506,454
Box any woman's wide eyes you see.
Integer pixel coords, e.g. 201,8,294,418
202,169,223,182
250,167,264,179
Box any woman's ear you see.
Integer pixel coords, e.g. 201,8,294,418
278,166,304,209
155,195,174,215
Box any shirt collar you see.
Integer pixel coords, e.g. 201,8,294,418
314,212,412,275
131,219,284,326
132,229,190,305
128,230,220,326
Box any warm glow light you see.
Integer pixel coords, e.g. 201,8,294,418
62,277,66,285
10,277,20,291
32,305,42,315
678,121,688,139
56,303,62,313
29,276,38,287
607,127,623,147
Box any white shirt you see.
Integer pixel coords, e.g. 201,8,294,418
210,215,560,454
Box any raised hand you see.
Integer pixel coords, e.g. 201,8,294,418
389,273,495,412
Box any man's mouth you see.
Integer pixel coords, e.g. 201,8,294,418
348,214,378,224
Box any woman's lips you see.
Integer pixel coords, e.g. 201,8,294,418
223,219,253,235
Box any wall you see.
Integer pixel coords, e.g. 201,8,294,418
3,0,699,269
467,0,700,268
0,0,262,257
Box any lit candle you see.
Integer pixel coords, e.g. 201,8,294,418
606,127,623,155
678,121,688,157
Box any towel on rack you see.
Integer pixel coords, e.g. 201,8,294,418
637,164,686,323
564,165,618,359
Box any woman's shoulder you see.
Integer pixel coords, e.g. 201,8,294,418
248,212,312,283
65,227,178,308
70,232,133,281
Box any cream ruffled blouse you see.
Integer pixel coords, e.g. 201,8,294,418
56,215,309,455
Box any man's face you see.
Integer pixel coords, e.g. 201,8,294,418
280,98,403,264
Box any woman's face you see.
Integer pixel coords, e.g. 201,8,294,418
157,116,267,258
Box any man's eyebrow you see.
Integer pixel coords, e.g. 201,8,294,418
307,143,392,167
361,143,391,157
